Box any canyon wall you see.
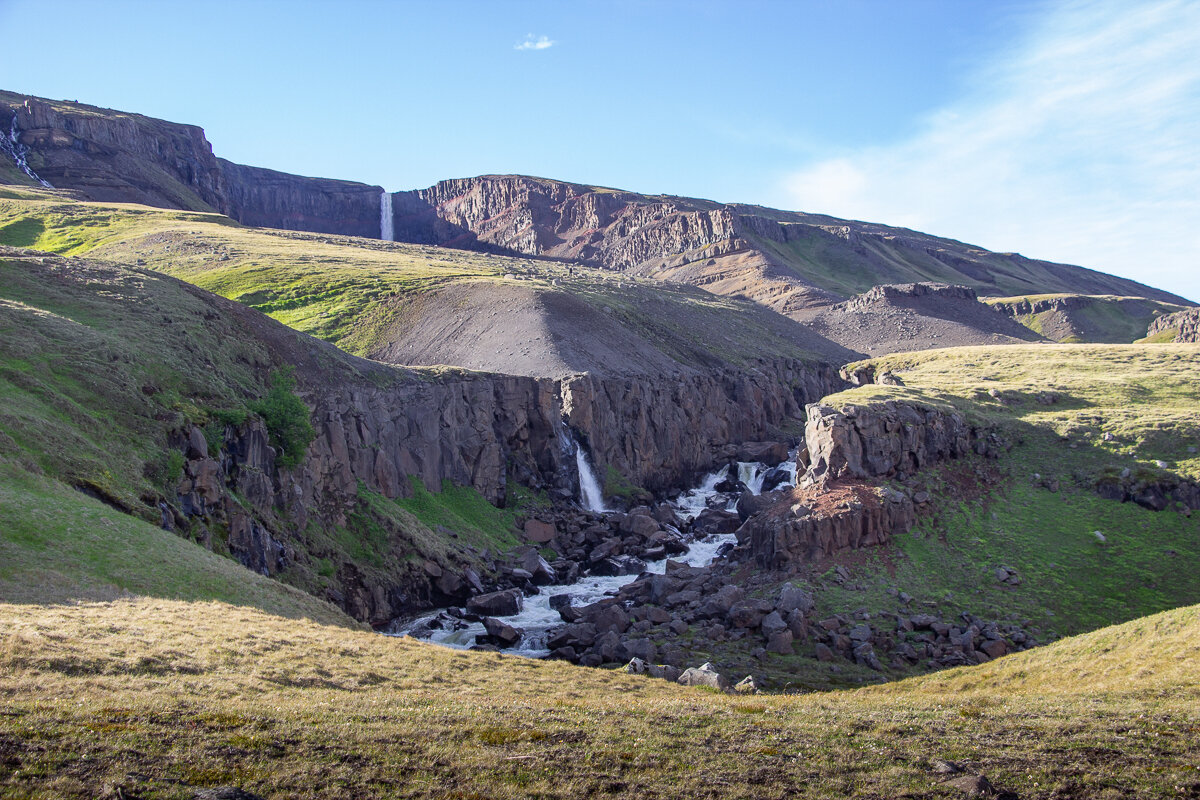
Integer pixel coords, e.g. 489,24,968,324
562,361,843,492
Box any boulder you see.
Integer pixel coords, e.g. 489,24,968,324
766,630,794,655
466,589,522,617
480,617,523,648
523,518,557,543
736,488,788,522
692,508,741,535
734,675,759,693
778,583,815,615
760,465,794,493
760,611,788,637
677,662,731,692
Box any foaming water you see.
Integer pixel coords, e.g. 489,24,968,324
1,116,51,187
396,455,800,655
379,191,394,241
575,442,611,513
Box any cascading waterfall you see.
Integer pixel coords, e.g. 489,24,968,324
379,190,394,241
575,440,611,513
1,116,51,188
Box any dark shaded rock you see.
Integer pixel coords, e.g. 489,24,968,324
481,617,522,648
466,589,522,617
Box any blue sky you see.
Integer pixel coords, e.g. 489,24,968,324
1,0,1196,300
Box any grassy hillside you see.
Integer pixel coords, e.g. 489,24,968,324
0,243,549,621
0,459,354,626
0,191,843,373
0,597,1196,799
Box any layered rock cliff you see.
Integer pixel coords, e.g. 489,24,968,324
0,91,383,236
4,91,1188,313
389,174,1190,308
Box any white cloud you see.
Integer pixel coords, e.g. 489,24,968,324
781,0,1200,301
515,34,555,51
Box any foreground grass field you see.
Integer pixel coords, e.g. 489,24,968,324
1,598,1197,799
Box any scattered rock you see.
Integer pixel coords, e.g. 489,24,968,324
734,675,759,693
677,662,731,691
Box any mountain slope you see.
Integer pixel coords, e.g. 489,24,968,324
392,174,1192,311
3,89,1188,324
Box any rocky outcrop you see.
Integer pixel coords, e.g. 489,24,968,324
739,482,915,569
837,282,978,313
1094,468,1200,512
803,400,1005,484
798,283,1046,357
988,294,1193,344
1147,307,1200,342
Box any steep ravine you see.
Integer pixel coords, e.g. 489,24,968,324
168,353,843,625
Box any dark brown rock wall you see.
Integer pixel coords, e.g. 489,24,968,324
562,361,844,493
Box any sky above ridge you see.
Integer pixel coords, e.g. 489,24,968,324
1,0,1197,301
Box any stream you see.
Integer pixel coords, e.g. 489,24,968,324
395,455,799,657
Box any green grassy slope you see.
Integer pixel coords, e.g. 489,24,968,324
812,345,1200,635
0,244,547,619
0,597,1196,799
0,192,839,370
0,460,354,626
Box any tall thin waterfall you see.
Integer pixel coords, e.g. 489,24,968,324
575,441,611,513
1,116,51,188
379,191,394,241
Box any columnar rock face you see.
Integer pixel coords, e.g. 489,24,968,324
300,374,569,511
217,161,383,238
1147,308,1200,342
804,400,982,483
561,361,843,492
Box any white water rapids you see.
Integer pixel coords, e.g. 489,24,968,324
1,116,51,188
379,191,394,241
395,455,799,657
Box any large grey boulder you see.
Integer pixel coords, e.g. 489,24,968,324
677,662,731,691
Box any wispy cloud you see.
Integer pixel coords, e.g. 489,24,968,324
515,34,555,51
781,0,1200,301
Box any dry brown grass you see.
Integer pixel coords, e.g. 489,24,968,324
2,599,1197,799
